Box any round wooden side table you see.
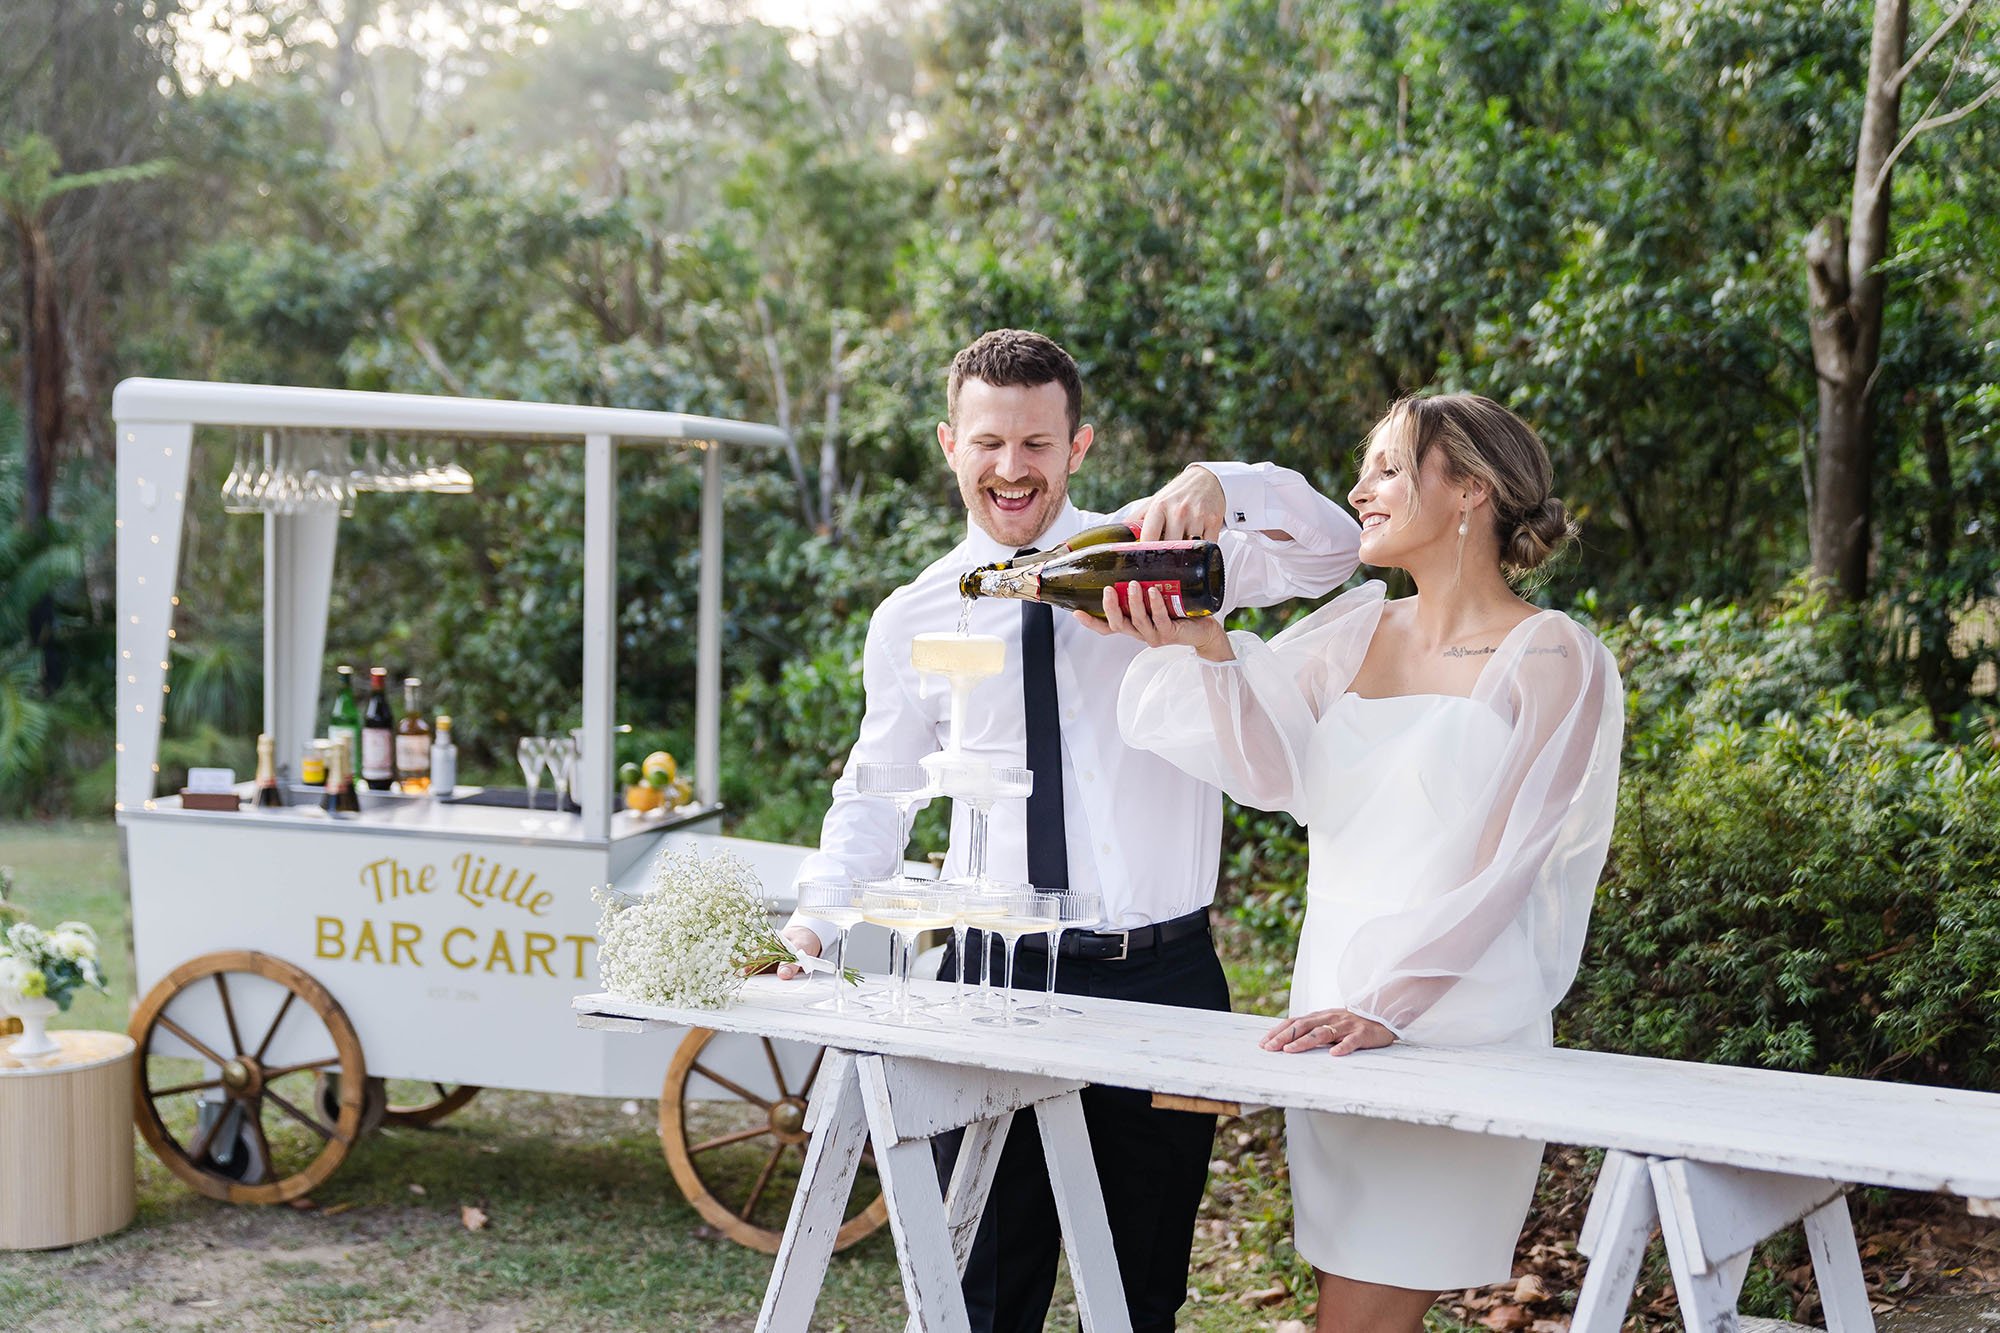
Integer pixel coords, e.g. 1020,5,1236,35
0,1029,138,1250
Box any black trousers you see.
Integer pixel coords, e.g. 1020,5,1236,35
933,927,1230,1333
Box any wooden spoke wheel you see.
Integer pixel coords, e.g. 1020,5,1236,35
660,1029,887,1254
383,1082,482,1128
130,950,366,1205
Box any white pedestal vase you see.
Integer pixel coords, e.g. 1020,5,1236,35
2,993,60,1059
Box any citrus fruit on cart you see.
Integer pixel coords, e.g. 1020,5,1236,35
642,750,676,785
617,761,643,788
625,782,663,813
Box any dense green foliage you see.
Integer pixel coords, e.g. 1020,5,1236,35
2,1,1999,1086
1581,594,2000,1086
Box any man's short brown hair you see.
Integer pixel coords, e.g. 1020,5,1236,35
947,329,1084,436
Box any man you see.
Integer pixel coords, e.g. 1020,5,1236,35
781,328,1359,1332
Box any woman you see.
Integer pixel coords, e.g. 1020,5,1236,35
1089,393,1623,1333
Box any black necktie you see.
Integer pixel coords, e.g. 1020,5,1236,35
1018,551,1069,893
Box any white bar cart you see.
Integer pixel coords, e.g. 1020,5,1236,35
111,378,885,1251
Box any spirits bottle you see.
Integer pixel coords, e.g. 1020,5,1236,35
958,540,1226,618
430,715,458,798
395,677,433,794
361,667,396,790
254,734,286,809
324,736,362,817
329,665,361,765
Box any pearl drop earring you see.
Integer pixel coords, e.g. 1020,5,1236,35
1458,513,1469,536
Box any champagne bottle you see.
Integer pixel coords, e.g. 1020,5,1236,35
430,715,458,798
254,733,285,809
329,665,360,766
361,667,396,790
958,540,1226,619
325,736,362,817
395,677,432,794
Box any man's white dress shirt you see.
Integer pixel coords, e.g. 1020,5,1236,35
789,461,1361,951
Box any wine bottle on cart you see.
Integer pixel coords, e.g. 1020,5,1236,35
430,715,458,798
958,540,1226,619
361,666,396,790
254,734,286,809
329,664,361,765
324,736,362,817
396,677,433,794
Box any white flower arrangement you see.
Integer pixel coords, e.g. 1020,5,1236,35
592,846,802,1011
0,916,107,1011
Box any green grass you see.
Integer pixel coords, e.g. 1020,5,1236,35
1,821,128,1035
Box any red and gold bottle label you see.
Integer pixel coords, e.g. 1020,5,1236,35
1109,580,1182,616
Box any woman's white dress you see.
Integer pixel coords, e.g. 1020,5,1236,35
1118,581,1623,1291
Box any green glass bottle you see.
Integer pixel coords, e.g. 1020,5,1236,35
959,540,1226,619
329,665,361,767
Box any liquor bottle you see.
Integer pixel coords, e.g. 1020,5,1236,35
958,540,1226,618
992,520,1140,570
395,678,433,794
254,734,286,809
324,736,362,817
430,715,458,798
361,666,396,790
329,665,361,767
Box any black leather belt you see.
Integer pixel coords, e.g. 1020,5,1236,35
1004,907,1211,962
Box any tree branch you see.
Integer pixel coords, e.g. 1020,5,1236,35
752,294,818,529
1873,74,2000,197
1891,0,1979,92
383,307,467,396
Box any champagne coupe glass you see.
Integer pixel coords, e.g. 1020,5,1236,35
934,763,1032,888
517,736,548,819
268,429,302,514
299,431,332,510
325,432,356,517
945,879,1021,1013
546,735,578,818
852,762,934,886
797,878,866,1014
1026,888,1105,1019
248,430,276,512
859,883,954,1025
353,431,385,493
221,430,257,514
435,439,475,494
972,891,1059,1028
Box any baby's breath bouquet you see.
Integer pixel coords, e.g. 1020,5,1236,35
592,846,799,1010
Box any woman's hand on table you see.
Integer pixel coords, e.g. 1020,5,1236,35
1262,1009,1396,1058
774,926,822,981
1074,582,1235,662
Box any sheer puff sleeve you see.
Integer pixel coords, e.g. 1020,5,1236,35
1117,582,1390,825
1336,611,1623,1044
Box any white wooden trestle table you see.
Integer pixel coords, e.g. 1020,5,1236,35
575,978,2000,1333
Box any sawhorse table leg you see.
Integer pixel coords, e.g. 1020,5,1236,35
758,1050,1134,1333
1572,1150,1876,1333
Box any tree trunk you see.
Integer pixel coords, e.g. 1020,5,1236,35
1914,401,1967,735
15,213,67,689
818,324,846,538
1804,0,1908,602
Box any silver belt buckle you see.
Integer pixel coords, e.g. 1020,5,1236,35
1104,930,1129,961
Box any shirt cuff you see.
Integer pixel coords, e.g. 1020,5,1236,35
784,913,839,958
1193,460,1270,530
